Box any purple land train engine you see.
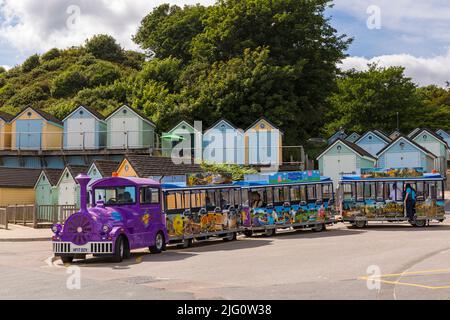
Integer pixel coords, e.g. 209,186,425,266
52,174,169,263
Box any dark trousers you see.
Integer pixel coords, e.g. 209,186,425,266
405,200,415,219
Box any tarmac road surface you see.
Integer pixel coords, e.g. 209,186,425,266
1,219,450,300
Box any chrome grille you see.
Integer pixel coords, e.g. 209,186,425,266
53,242,113,254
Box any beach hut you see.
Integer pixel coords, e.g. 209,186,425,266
34,169,63,206
116,155,202,183
0,167,41,206
376,136,437,172
373,130,391,142
87,160,120,184
244,117,283,166
355,130,391,157
10,106,63,151
410,128,448,173
56,165,89,207
106,105,156,150
327,129,347,145
407,128,421,138
161,120,202,161
389,130,402,140
317,139,377,186
62,105,106,150
202,119,245,165
0,111,13,150
345,132,360,143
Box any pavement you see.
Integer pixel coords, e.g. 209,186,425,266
0,224,51,242
1,219,450,300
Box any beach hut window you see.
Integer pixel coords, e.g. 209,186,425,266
27,111,32,117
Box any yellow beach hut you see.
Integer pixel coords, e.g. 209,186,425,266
0,111,13,150
0,167,41,206
244,117,283,166
11,106,63,151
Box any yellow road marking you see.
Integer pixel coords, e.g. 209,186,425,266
358,268,450,290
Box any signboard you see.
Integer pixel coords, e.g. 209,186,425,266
186,172,233,187
360,168,424,179
245,171,321,185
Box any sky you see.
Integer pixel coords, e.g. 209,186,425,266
0,0,450,86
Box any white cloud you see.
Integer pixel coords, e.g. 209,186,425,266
1,65,10,70
333,0,450,42
340,50,450,87
0,0,214,57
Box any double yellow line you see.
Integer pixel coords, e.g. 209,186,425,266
359,268,450,290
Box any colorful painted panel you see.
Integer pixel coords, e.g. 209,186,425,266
249,203,333,227
166,208,243,237
342,200,445,219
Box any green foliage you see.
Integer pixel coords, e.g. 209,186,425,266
51,69,88,98
0,67,6,74
85,34,124,62
8,82,50,108
134,4,207,63
41,48,61,62
325,64,422,135
85,61,121,87
22,54,40,72
201,162,258,181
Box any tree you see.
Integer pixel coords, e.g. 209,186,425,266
85,61,121,87
85,34,124,62
41,48,61,62
51,69,88,98
181,47,304,142
22,54,40,72
134,4,207,63
325,64,423,135
0,67,6,74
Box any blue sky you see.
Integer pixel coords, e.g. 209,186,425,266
1,0,450,86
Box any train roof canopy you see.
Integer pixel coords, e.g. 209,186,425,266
340,173,444,182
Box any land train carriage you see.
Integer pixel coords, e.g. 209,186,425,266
239,178,339,237
339,171,446,228
162,184,246,248
52,172,340,263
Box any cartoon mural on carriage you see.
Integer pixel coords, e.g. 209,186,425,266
340,169,446,228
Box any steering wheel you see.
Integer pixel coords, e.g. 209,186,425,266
106,198,117,205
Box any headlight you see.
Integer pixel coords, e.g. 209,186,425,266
102,225,110,233
51,224,62,234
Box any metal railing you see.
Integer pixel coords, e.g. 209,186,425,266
36,205,78,225
5,204,78,228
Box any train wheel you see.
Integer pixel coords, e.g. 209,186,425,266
60,256,74,264
112,236,127,262
178,238,193,249
149,232,165,254
223,232,237,242
243,230,253,238
354,220,367,229
414,219,427,228
312,223,325,232
264,228,276,237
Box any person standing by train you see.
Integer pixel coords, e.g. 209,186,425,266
404,183,416,221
